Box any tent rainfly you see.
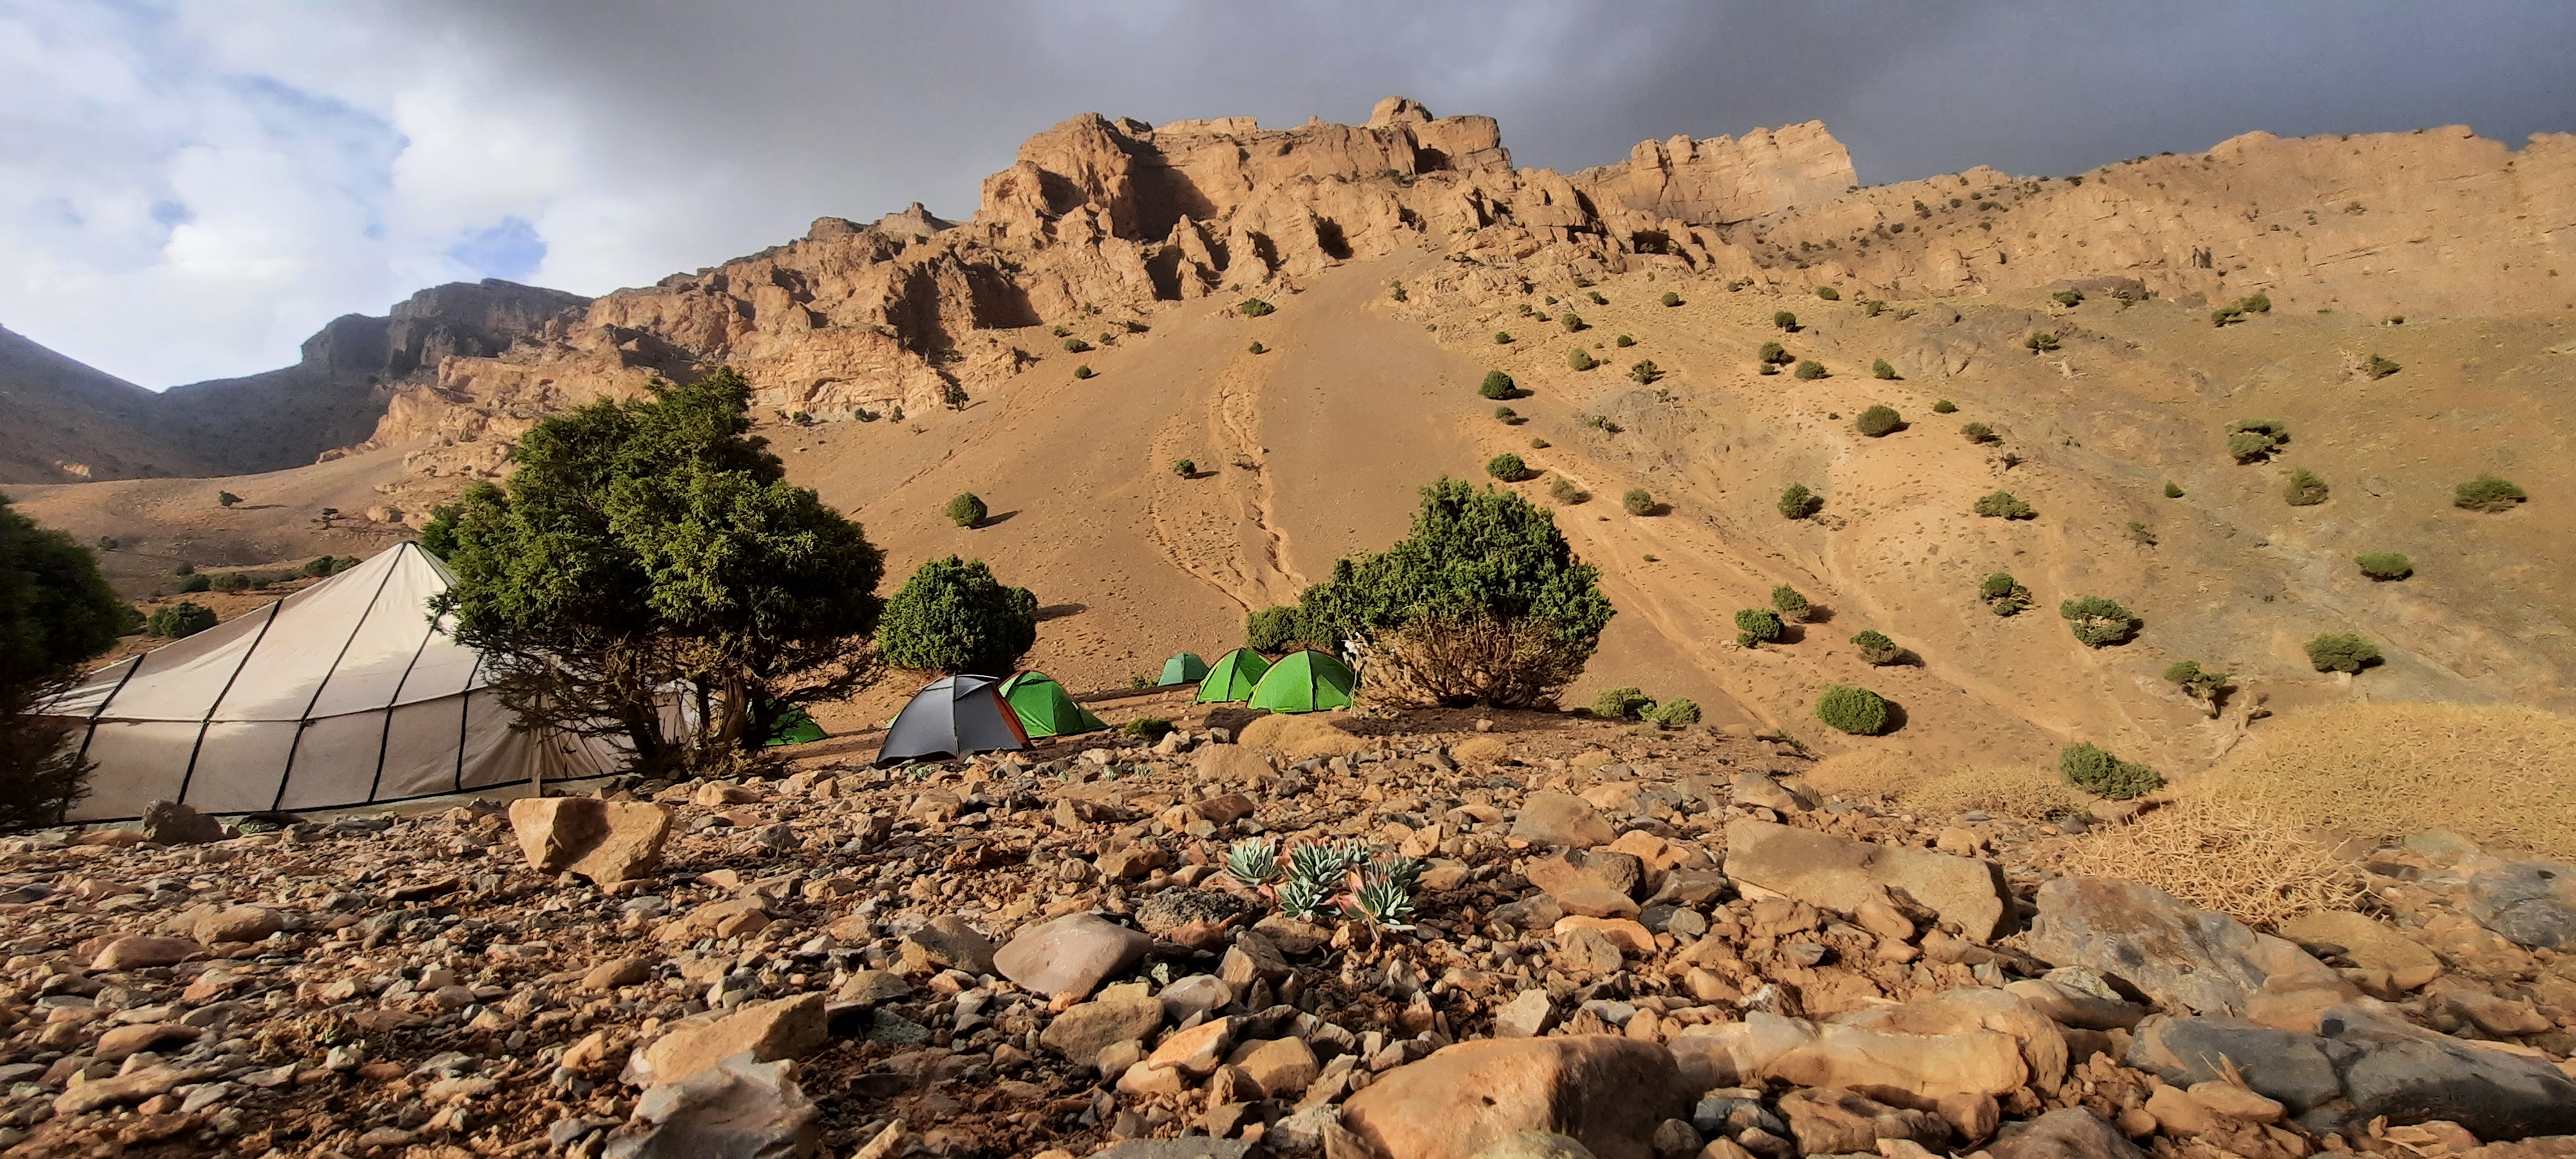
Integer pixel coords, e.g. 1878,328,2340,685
876,674,1029,766
764,706,828,746
1195,648,1272,704
39,543,627,822
1157,653,1209,686
1249,649,1357,713
998,671,1106,739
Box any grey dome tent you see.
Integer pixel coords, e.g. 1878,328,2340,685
876,674,1030,766
38,542,629,822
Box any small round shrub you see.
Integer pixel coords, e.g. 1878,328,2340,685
1645,698,1700,728
1587,291,1607,305
210,571,251,593
1770,584,1810,621
1851,629,1902,665
1248,341,1265,354
2059,596,2138,647
1173,458,1197,476
1548,477,1584,504
1628,361,1662,385
1960,422,1996,444
1493,331,1513,344
1486,453,1531,482
1774,311,1798,330
1479,370,1516,399
2282,468,2329,507
1560,312,1586,331
1529,437,1549,449
2024,332,2060,353
1062,337,1091,353
1238,298,1275,317
1793,360,1826,381
2454,474,2527,513
1856,406,1903,437
1758,363,1781,376
1871,359,1898,380
2363,353,2400,379
1567,348,1596,372
1778,483,1821,520
2355,552,2412,581
178,573,211,593
2052,289,2085,307
1736,608,1785,647
1815,287,1841,301
216,491,242,508
1659,291,1681,307
1622,488,1656,516
1815,684,1891,735
2163,481,2184,498
1122,717,1175,741
945,493,988,528
1931,399,1957,414
1493,406,1521,424
1975,491,2034,520
2305,632,2382,674
1615,334,1634,347
1073,365,1095,379
1589,686,1654,720
2060,742,2161,799
147,601,218,639
1980,572,2032,616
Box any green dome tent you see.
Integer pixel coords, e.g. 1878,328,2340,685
1157,653,1210,686
1195,648,1272,703
1249,649,1357,713
999,671,1108,739
764,706,828,746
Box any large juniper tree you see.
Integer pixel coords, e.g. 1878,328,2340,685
1296,478,1613,708
433,368,886,775
1,495,135,825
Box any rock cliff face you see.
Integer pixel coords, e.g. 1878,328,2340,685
361,102,2575,483
0,326,218,484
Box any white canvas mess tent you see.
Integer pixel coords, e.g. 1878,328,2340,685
43,543,625,822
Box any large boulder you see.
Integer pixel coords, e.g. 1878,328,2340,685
2462,857,2576,950
1833,986,2069,1093
2320,1004,2576,1139
1773,1088,1950,1155
993,912,1151,998
624,995,828,1088
1664,1011,2027,1102
602,1053,821,1159
1721,820,2009,941
509,798,672,885
140,800,225,845
1341,1036,1688,1159
2026,877,2336,1016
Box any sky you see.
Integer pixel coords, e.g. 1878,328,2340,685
5,1,2571,389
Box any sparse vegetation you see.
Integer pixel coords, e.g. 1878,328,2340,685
1793,360,1826,380
1493,331,1513,344
2060,742,2161,800
1932,399,1956,414
1860,299,1886,317
2023,332,2060,352
1486,453,1531,482
1773,311,1798,330
1615,334,1634,348
1960,422,1997,444
1,495,136,825
1567,348,1596,371
1814,684,1891,735
2305,632,2382,674
2163,660,2233,715
1974,491,2034,519
1627,361,1662,385
1122,717,1174,742
1073,365,1094,379
1621,488,1656,516
1560,312,1586,332
1245,605,1306,652
1659,291,1681,307
2163,482,2184,498
1239,298,1275,317
1851,629,1902,665
2454,474,2526,512
1814,286,1840,301
1493,406,1523,424
1855,405,1902,437
1587,291,1607,306
1778,483,1821,520
1735,608,1785,647
946,493,989,527
1758,363,1781,376
2052,289,2084,307
1548,477,1585,504
1479,370,1517,399
2059,595,2138,647
2124,522,2156,546
210,571,252,593
879,556,1037,675
2199,702,2576,862
1757,342,1791,366
2363,353,2400,379
2282,468,2330,507
2355,552,2413,581
1173,458,1197,476
1770,585,1811,622
2228,419,2290,463
178,573,211,593
1588,686,1654,721
147,601,218,639
216,491,242,508
1643,697,1700,728
1871,359,1898,380
1248,341,1265,354
1061,337,1090,353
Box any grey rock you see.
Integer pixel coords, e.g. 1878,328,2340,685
992,912,1150,997
141,800,225,845
601,1053,820,1159
2027,877,2329,1015
896,915,994,975
1730,773,1809,813
1984,1107,2147,1159
1493,989,1555,1038
2126,1015,2344,1114
2462,858,2576,949
1511,793,1615,848
1157,974,1235,1024
2320,1004,2576,1139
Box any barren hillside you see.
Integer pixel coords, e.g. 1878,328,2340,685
20,97,2571,775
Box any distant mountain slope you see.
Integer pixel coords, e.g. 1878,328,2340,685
0,279,589,485
0,325,218,484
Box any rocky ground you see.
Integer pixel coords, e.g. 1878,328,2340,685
2,706,2573,1159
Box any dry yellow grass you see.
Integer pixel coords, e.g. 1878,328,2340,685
2045,790,2368,930
1803,748,1936,802
2200,702,2576,860
1450,734,1508,764
1900,764,2090,822
1236,712,1365,760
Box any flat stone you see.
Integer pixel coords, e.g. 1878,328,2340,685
1040,992,1164,1066
1555,889,1641,920
582,957,656,992
1090,1140,1256,1159
994,912,1151,999
2463,858,2576,950
1511,793,1615,848
1665,1012,2027,1100
1722,820,2009,942
1985,1108,2148,1159
1342,1036,1689,1159
91,936,202,972
897,915,996,976
2125,1015,2342,1114
1494,990,1556,1039
194,905,284,944
601,1053,819,1159
2027,877,2334,1016
1525,851,1645,898
95,1022,202,1062
2319,1003,2576,1139
2278,911,2442,991
1226,1035,1319,1098
1773,1088,1948,1156
625,995,827,1088
1469,1133,1595,1159
1146,1017,1236,1075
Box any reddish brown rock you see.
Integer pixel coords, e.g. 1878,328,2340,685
1341,1036,1689,1159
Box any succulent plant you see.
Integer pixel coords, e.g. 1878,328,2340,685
1223,838,1282,887
1287,842,1348,890
1372,853,1424,893
1345,875,1417,928
1276,876,1335,921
